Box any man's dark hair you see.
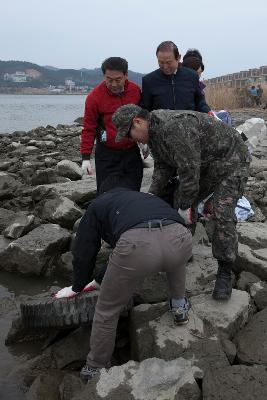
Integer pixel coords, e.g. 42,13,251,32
156,41,180,60
101,57,128,74
183,48,203,62
182,56,204,72
98,174,136,194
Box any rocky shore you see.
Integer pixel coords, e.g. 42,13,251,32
1,109,267,399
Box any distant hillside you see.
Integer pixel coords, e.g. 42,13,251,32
0,60,143,89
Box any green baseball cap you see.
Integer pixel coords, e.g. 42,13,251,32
112,104,142,142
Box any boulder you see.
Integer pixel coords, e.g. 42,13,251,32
220,338,237,364
186,245,217,297
28,140,56,149
0,172,22,192
0,224,71,275
36,179,97,204
235,307,267,365
11,327,91,390
236,118,267,148
245,177,265,204
56,160,83,180
25,372,62,400
237,222,267,249
59,374,85,400
75,358,202,400
0,207,16,232
36,195,83,229
130,302,229,372
3,214,35,239
190,289,251,338
236,271,261,291
30,169,59,186
0,234,12,256
202,365,267,400
250,281,267,310
249,158,267,176
0,160,14,171
248,206,266,222
235,243,267,281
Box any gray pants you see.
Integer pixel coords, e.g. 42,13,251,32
87,223,192,368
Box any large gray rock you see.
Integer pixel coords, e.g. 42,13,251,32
0,224,71,275
0,171,22,193
250,281,267,310
236,271,261,291
235,243,267,281
0,235,11,256
202,365,267,400
249,158,267,176
75,358,202,400
245,177,265,204
235,307,267,365
3,214,35,239
237,222,267,249
30,169,59,186
56,160,83,180
186,245,217,297
28,140,56,149
0,207,16,232
190,289,251,338
36,179,97,204
130,302,229,372
26,372,62,400
11,327,90,390
59,374,85,400
36,195,83,229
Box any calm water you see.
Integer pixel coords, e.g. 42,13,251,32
0,94,87,133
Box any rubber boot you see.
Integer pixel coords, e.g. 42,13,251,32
212,261,233,300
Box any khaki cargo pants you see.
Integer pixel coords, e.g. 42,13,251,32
87,222,192,368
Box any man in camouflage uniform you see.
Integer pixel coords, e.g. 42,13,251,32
112,104,250,300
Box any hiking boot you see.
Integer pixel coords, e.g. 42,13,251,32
212,263,233,300
80,365,100,381
170,297,189,325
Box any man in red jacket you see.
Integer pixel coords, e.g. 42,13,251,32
81,57,143,191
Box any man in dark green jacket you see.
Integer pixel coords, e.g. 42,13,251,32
113,104,250,301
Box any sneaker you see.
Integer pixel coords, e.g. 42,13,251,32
80,365,100,381
170,297,189,325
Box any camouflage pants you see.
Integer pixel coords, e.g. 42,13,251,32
194,165,249,263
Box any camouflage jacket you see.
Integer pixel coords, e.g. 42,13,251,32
148,110,250,208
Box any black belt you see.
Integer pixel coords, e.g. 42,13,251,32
130,219,177,229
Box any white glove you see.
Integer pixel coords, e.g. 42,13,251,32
82,279,100,293
82,160,93,176
178,208,192,225
54,286,78,299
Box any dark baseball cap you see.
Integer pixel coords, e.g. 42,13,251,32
112,104,142,142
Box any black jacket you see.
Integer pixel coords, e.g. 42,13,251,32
72,188,185,291
140,66,210,113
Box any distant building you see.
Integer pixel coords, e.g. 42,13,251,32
3,71,28,83
205,66,267,89
65,79,75,91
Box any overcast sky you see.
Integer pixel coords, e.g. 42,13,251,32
1,0,266,79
